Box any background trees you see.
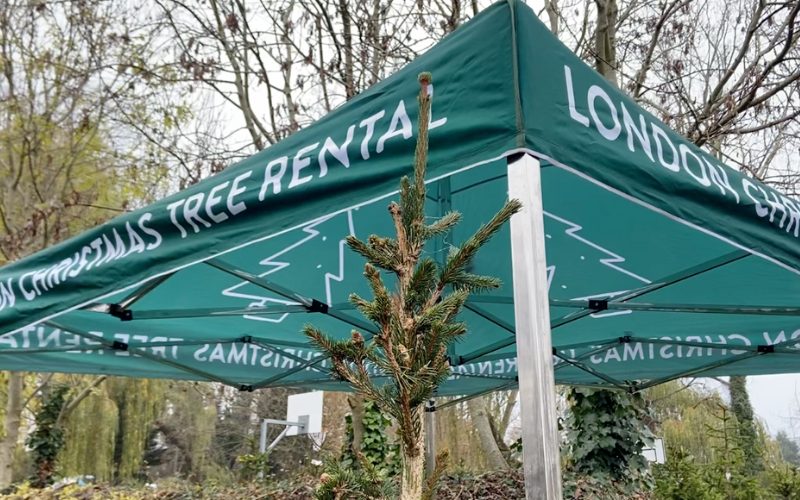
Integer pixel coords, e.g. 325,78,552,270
0,0,180,484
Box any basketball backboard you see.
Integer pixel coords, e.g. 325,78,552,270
286,391,324,436
642,437,666,464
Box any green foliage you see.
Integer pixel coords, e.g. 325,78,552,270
59,390,119,481
314,455,396,500
108,378,165,481
563,388,653,496
2,477,317,499
647,382,727,464
645,381,800,500
767,464,800,499
776,432,800,467
702,405,763,499
652,446,766,500
236,452,271,482
0,0,174,263
26,385,70,487
652,450,724,500
652,404,769,500
768,464,800,500
729,376,762,474
341,401,400,478
211,391,257,473
145,381,218,481
314,401,399,499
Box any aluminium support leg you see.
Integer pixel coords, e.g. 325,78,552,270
507,153,562,499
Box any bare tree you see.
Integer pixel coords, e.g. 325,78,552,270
467,397,511,471
152,0,491,157
552,0,800,189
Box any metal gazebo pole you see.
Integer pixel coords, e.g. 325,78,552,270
507,152,562,499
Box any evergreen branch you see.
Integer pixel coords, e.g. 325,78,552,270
347,331,369,362
346,235,397,271
364,263,391,303
353,356,379,392
422,451,450,500
399,176,417,239
304,325,344,357
367,235,400,264
416,289,468,329
424,322,466,356
388,201,410,274
439,199,522,289
305,326,375,391
413,73,432,221
399,73,433,250
422,210,461,238
325,351,384,404
381,330,411,392
405,258,438,310
377,385,401,420
365,350,394,376
350,264,392,327
449,271,502,293
349,293,373,316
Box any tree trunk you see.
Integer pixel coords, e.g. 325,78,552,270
468,397,510,471
318,392,349,454
544,0,559,35
57,375,107,426
347,393,366,455
594,0,619,86
400,406,425,500
338,0,356,100
499,390,518,436
0,373,23,486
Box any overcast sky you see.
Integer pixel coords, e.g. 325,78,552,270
746,374,800,438
701,375,800,439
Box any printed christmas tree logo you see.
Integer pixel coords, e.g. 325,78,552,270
543,210,650,318
220,209,360,323
218,202,649,324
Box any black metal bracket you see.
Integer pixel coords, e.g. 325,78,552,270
308,299,329,314
757,345,775,353
108,303,133,321
588,299,608,311
618,335,632,344
425,400,437,412
111,340,129,351
507,151,525,163
238,384,254,392
240,336,253,344
449,355,463,366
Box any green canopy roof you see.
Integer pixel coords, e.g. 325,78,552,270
1,0,799,396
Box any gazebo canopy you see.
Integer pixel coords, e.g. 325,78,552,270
1,0,799,397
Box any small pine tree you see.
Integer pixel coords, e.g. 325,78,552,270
305,72,521,500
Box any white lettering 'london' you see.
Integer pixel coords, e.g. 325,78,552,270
563,63,795,239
